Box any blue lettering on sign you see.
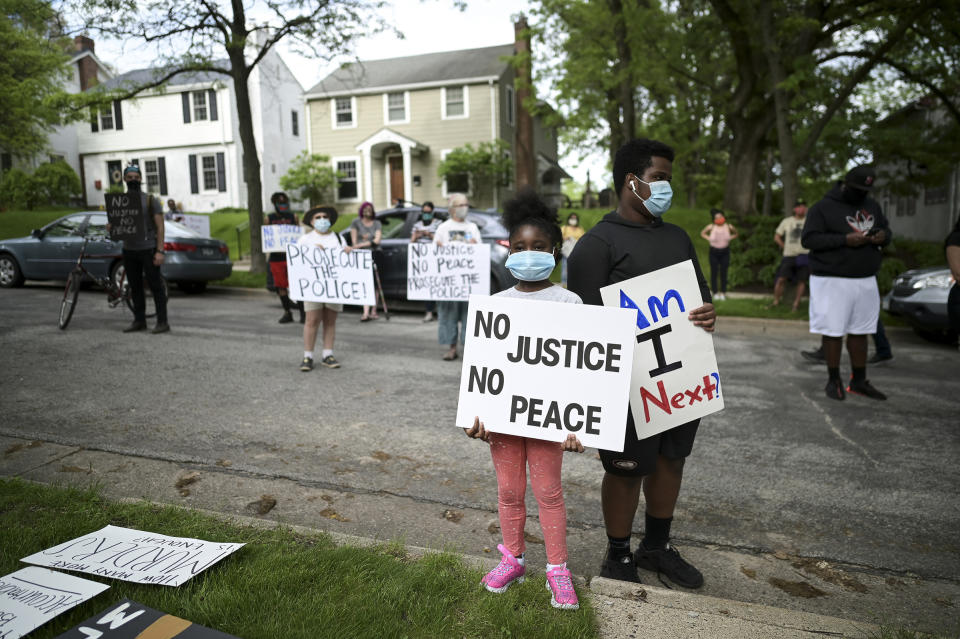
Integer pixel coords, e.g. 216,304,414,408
620,289,686,329
711,372,721,397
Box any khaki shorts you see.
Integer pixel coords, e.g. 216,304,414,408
303,301,343,313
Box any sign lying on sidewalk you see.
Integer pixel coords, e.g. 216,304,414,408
455,294,636,451
21,526,244,587
407,243,490,301
261,224,302,253
287,244,375,306
0,566,109,639
54,599,240,639
600,259,723,440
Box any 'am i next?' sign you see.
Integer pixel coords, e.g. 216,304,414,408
600,260,723,440
455,295,636,451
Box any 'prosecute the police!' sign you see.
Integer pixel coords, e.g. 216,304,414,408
287,245,375,306
600,260,723,439
407,243,490,301
455,295,636,451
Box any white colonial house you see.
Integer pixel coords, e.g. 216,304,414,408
78,46,305,212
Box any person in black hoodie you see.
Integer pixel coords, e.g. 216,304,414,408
568,138,715,588
801,165,891,401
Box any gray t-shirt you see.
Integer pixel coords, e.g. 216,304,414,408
123,192,163,251
495,284,583,304
350,218,382,246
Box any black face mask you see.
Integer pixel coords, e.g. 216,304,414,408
841,186,867,205
126,180,141,193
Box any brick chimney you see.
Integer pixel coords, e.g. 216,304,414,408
513,15,536,189
73,36,98,91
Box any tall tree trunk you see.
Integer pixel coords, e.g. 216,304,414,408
761,146,774,216
759,3,797,219
722,112,770,216
609,0,635,144
232,64,265,273
605,95,622,184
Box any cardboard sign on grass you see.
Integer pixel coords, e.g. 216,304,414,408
54,599,240,639
286,244,375,306
600,260,723,440
407,243,491,301
105,193,146,244
261,224,302,253
21,525,244,587
179,214,211,238
0,566,109,639
455,295,636,451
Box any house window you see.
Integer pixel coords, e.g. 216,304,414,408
49,154,65,164
334,97,355,128
192,91,208,121
443,86,468,119
291,110,299,136
386,92,407,123
505,85,515,126
336,159,358,200
925,183,948,205
143,159,161,194
201,154,218,191
99,107,114,130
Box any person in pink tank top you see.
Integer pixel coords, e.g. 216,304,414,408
700,209,738,300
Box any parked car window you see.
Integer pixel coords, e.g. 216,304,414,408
86,214,109,237
381,211,411,240
45,216,88,238
163,221,201,238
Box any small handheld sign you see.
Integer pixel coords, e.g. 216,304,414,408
286,244,375,306
600,260,723,440
407,243,491,301
261,224,303,253
455,294,636,451
0,567,109,639
179,214,211,238
105,193,145,243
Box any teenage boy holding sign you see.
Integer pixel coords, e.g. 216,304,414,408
568,139,716,588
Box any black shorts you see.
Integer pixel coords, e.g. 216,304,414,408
777,255,810,283
599,408,700,477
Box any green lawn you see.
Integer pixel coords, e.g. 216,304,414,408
0,206,86,239
1,479,597,639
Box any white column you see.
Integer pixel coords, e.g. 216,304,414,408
402,145,412,205
363,147,373,204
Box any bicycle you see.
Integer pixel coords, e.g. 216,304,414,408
58,235,167,330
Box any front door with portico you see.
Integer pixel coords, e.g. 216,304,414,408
389,156,404,205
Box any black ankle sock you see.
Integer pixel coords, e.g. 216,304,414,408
279,295,292,312
606,535,632,561
642,513,672,550
852,366,866,382
828,366,841,382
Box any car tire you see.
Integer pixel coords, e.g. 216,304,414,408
0,253,25,288
912,326,954,344
177,281,207,294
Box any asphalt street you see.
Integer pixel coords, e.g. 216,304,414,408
1,283,958,633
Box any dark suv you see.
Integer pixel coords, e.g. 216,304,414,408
340,206,515,299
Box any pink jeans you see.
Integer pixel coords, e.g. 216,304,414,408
489,433,567,565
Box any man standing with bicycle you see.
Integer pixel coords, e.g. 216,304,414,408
119,165,169,333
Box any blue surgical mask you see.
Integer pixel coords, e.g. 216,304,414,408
313,218,331,233
632,178,673,216
505,251,556,282
422,213,433,222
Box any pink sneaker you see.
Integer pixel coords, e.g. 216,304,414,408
481,544,525,593
545,565,579,610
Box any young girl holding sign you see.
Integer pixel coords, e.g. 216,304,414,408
464,188,584,610
298,207,343,372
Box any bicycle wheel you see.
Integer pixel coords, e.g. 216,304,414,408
59,270,81,329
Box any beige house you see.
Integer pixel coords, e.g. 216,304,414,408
304,36,568,212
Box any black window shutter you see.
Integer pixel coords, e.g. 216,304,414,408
208,89,218,121
113,100,123,130
182,93,191,123
158,157,167,195
216,152,226,192
90,107,98,132
189,154,198,193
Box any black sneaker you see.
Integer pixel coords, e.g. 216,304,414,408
634,542,704,589
847,378,887,400
123,321,146,333
867,352,893,365
151,322,170,334
801,347,825,363
300,357,313,372
278,312,293,324
825,378,845,400
321,355,340,369
598,555,642,583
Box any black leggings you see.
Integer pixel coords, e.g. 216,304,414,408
949,284,960,334
123,249,167,323
709,247,731,294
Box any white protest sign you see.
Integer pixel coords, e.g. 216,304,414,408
21,525,245,587
286,244,375,306
0,566,109,639
179,214,211,238
600,260,723,440
261,224,303,253
455,294,637,451
407,243,491,301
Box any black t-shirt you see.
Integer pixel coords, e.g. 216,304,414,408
267,211,298,263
